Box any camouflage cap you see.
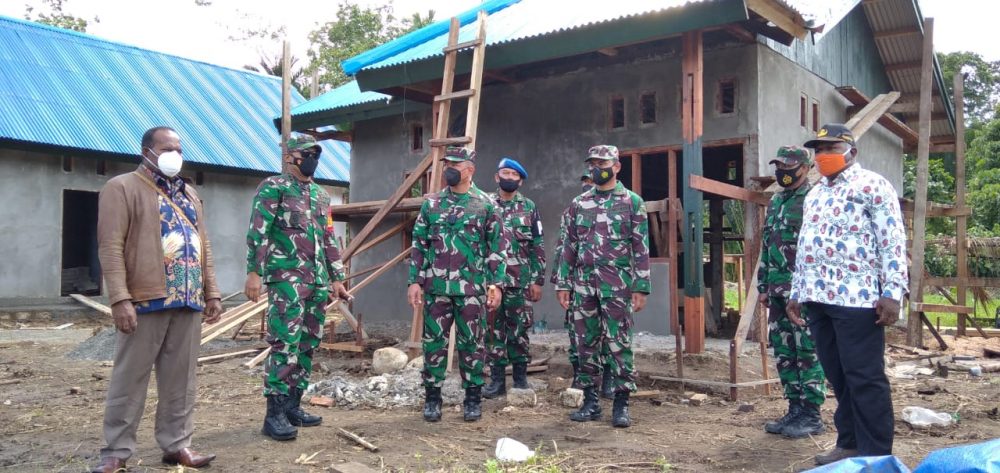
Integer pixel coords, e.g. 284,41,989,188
586,145,619,162
444,145,476,163
580,167,592,181
769,145,812,166
287,133,320,152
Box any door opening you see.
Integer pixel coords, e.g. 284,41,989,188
61,190,101,296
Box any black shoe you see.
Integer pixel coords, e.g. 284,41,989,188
815,447,859,465
423,386,442,422
764,400,802,434
512,362,529,389
569,387,602,422
483,364,507,399
286,387,322,427
262,395,298,441
463,386,482,422
782,403,825,438
612,391,631,428
600,365,615,399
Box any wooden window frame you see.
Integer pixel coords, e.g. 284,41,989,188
799,93,808,128
811,98,821,132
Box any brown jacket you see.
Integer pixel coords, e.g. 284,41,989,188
97,167,221,306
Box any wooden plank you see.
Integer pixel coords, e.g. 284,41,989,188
912,303,973,314
201,304,266,345
873,26,921,39
434,89,475,102
464,11,488,150
954,72,969,337
899,199,971,217
328,300,369,340
689,175,770,206
197,348,263,365
442,38,482,53
668,153,682,381
352,216,415,258
650,375,780,388
885,60,923,72
69,294,112,316
428,136,472,147
337,427,379,452
907,18,935,348
836,86,918,146
732,254,763,353
340,153,433,262
684,296,705,353
280,40,291,156
320,342,364,353
923,277,1000,288
243,347,271,368
346,249,409,296
920,312,948,350
408,304,422,359
446,324,457,373
330,196,424,220
201,300,265,336
745,0,808,39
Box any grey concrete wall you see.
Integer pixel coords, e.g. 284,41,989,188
0,149,345,299
755,47,904,191
348,44,761,332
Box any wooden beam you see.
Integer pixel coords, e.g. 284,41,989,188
873,26,921,39
434,89,476,102
597,47,618,57
912,303,973,314
650,375,780,389
681,29,705,354
898,199,971,217
464,11,488,151
890,101,942,114
689,175,771,206
930,135,955,145
901,111,949,121
907,18,935,348
301,129,353,143
319,342,364,353
329,196,424,220
69,294,111,316
955,72,969,336
280,40,291,157
885,60,923,73
924,277,1000,288
346,249,409,296
723,24,757,43
198,348,264,365
340,153,433,262
745,0,808,39
352,216,415,258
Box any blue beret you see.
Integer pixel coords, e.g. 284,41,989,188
498,157,527,179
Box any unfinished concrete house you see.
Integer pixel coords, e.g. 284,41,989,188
289,0,955,350
0,16,350,300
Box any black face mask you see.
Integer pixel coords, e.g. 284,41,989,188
775,166,801,188
498,178,520,192
590,166,614,186
294,156,319,177
581,184,594,193
444,167,462,187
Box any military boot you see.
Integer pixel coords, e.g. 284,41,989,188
782,403,825,438
482,364,506,399
463,386,483,422
262,395,298,441
600,365,615,399
611,391,631,428
512,362,529,389
423,386,442,422
286,387,322,427
569,387,602,422
764,400,802,434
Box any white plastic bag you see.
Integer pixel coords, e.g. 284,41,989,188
901,406,954,428
495,437,535,462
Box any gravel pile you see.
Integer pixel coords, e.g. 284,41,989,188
309,365,465,409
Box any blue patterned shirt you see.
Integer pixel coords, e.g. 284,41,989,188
135,166,205,314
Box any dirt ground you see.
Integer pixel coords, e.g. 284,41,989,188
1,323,998,473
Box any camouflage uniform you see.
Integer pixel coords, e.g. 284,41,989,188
409,167,507,390
555,148,651,394
246,150,345,397
758,146,826,408
489,191,545,367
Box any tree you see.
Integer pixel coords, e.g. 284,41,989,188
966,117,1000,234
308,1,435,89
244,54,307,97
938,51,1000,123
24,0,97,32
903,153,955,236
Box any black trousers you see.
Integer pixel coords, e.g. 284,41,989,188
804,302,893,455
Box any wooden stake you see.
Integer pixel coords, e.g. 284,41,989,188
244,347,271,368
197,348,263,365
446,324,457,373
907,18,935,347
69,294,111,316
280,40,291,157
337,428,379,452
954,72,968,337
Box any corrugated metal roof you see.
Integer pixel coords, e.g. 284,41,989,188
0,15,350,183
290,80,390,116
350,0,715,73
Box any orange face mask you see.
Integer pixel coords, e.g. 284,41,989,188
814,149,851,176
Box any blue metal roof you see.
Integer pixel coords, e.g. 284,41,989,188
0,15,350,184
291,80,390,116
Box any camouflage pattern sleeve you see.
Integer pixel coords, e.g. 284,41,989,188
322,214,345,282
554,202,579,291
485,201,509,288
408,200,432,287
529,206,546,286
246,178,281,276
549,208,571,285
630,194,651,294
757,197,778,295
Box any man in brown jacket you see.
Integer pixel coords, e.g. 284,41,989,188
90,126,223,473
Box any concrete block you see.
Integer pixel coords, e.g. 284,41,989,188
507,388,537,407
561,388,583,408
689,393,708,406
309,396,335,407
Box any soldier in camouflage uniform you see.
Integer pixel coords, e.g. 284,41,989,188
554,145,651,428
552,169,613,395
483,157,546,398
407,146,506,422
244,134,350,441
757,145,826,438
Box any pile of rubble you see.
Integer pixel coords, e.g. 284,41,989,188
308,353,465,409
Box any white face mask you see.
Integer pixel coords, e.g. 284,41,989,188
146,149,183,178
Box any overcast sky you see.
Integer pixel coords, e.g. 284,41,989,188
1,0,995,71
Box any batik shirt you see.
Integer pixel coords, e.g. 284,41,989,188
246,174,346,286
554,181,651,296
790,164,908,307
408,184,507,296
490,191,546,289
135,166,205,314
